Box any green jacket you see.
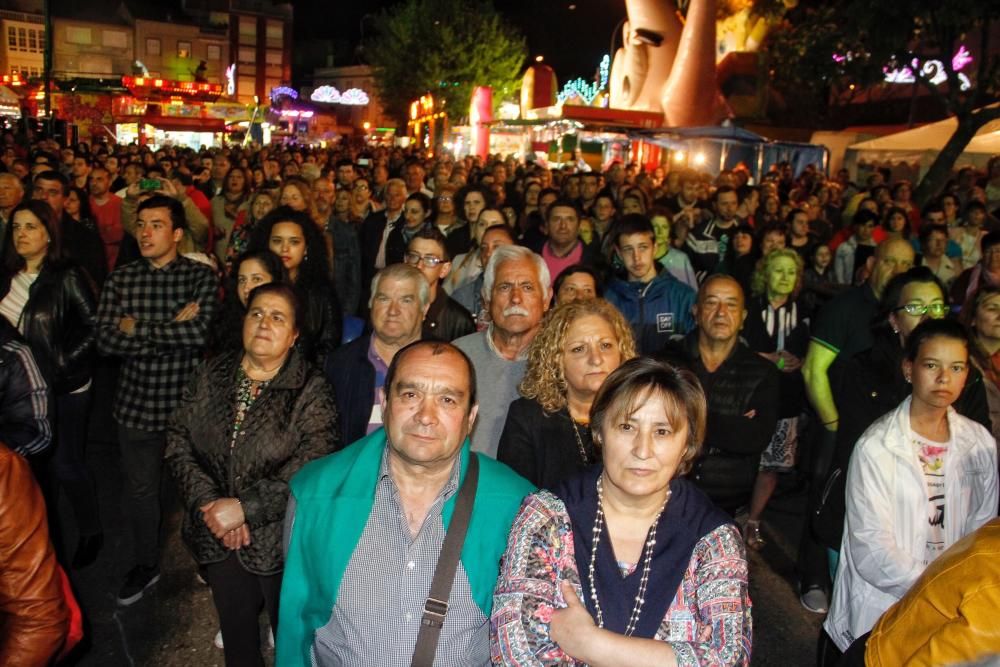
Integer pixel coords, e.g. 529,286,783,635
276,428,535,666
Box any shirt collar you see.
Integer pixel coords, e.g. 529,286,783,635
377,443,461,501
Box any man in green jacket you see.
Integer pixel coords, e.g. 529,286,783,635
278,340,534,667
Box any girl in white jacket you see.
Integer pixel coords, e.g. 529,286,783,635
825,318,999,652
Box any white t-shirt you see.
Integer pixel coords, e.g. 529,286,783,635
910,426,950,566
0,270,38,331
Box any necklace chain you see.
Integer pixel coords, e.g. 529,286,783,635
587,475,669,636
570,419,591,464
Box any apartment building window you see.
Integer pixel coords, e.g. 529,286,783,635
238,17,256,45
65,27,92,45
238,47,255,65
37,30,43,52
7,28,15,49
17,28,25,50
102,30,127,49
207,44,221,60
265,20,282,48
177,41,191,58
27,30,35,51
146,38,160,56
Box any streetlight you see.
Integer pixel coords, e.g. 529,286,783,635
535,55,544,63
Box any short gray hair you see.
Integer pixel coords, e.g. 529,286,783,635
481,245,550,303
369,263,430,311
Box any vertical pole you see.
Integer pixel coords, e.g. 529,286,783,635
43,0,51,121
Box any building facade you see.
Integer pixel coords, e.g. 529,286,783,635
0,9,44,79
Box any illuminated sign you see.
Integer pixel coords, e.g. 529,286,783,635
279,109,314,118
311,85,341,103
225,64,236,96
121,76,223,99
270,86,298,100
340,88,370,105
883,45,974,91
1,74,23,87
557,54,610,105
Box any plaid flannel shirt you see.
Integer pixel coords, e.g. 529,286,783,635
96,256,218,431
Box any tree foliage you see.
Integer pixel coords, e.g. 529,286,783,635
764,0,1000,203
365,0,527,126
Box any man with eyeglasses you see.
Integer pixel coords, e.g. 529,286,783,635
405,227,474,342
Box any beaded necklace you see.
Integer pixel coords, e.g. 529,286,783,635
587,474,670,636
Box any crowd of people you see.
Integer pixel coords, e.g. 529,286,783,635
1,130,1000,666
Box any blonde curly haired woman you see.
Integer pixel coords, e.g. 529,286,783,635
497,298,636,489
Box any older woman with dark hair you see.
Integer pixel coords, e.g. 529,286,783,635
248,207,342,365
166,282,340,666
0,199,100,567
497,299,635,488
492,357,751,666
207,250,289,357
552,264,603,306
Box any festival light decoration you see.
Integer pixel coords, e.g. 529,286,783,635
270,86,298,100
557,55,610,105
340,88,370,105
279,109,313,118
225,64,236,96
310,86,341,103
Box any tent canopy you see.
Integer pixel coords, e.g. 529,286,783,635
845,106,1000,179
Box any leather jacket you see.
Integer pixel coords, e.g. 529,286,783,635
0,444,68,665
4,262,98,395
866,518,1000,666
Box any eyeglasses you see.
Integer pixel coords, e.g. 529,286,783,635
353,184,369,191
404,251,445,267
437,196,453,202
894,302,948,317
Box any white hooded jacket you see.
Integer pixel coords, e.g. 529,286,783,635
824,396,998,651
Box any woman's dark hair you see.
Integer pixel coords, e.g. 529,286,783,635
904,317,970,362
2,200,68,274
589,357,706,477
208,250,290,357
406,191,432,215
552,264,603,302
68,185,94,222
247,206,331,290
881,205,911,238
245,281,303,333
873,266,948,336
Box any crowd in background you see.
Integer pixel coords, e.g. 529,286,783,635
2,127,1000,666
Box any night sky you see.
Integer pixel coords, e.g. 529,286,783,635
293,0,623,83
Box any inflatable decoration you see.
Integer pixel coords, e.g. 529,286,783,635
609,0,723,126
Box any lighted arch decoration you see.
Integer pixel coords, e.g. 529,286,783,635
311,85,342,103
340,88,370,105
270,86,298,101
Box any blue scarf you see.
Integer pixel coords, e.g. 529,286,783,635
553,465,729,638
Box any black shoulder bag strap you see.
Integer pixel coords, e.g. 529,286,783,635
410,453,480,667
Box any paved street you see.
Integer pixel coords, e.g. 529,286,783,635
61,385,824,666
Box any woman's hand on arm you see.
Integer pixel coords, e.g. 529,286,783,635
551,581,677,667
221,524,251,550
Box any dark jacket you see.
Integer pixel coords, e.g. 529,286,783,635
165,349,340,575
496,397,596,489
61,213,107,289
327,217,361,318
814,331,992,550
358,209,403,289
422,289,475,342
741,295,810,419
324,332,376,446
0,318,51,456
662,332,781,513
296,280,342,368
1,262,97,394
605,269,697,354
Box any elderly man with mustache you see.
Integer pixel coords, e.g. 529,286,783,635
454,245,550,457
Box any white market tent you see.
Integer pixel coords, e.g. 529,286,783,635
844,111,1000,182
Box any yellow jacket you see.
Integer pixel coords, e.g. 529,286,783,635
866,518,1000,667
